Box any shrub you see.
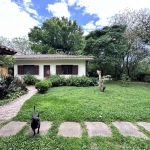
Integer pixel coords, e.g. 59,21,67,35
66,76,93,87
49,75,95,87
120,74,131,86
0,76,27,100
35,80,51,93
23,74,39,85
143,75,150,83
66,76,76,86
49,75,66,87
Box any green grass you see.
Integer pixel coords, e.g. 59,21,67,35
0,81,150,149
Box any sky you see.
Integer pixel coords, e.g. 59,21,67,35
0,0,150,38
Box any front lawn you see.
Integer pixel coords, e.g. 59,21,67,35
0,81,150,149
14,81,150,123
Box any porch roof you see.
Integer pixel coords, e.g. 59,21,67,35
0,45,17,55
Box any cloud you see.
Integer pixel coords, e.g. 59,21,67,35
82,21,97,36
64,0,77,6
47,2,71,18
0,0,40,38
22,0,38,16
95,18,110,27
74,0,150,26
83,30,89,36
82,21,96,30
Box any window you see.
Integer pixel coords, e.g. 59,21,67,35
18,65,39,75
56,65,78,75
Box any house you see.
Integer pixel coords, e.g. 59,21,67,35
0,45,17,55
13,54,93,79
0,45,17,76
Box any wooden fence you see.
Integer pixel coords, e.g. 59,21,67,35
0,67,8,76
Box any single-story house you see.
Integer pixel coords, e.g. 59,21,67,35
13,54,93,79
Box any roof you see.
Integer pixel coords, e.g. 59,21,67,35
0,45,17,55
13,54,94,60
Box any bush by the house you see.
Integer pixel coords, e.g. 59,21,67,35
35,80,52,93
49,75,94,87
23,73,39,85
48,75,66,87
66,76,93,87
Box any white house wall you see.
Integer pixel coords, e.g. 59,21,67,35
14,59,86,79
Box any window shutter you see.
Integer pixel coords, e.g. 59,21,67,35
56,65,62,74
72,65,78,75
18,66,24,75
34,65,39,75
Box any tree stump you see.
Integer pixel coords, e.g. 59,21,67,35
97,70,106,92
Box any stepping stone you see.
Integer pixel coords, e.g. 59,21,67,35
113,122,147,138
58,122,82,138
26,121,52,136
137,122,150,131
0,120,4,125
85,122,111,137
0,121,26,137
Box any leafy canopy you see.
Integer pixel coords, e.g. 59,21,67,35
28,17,84,54
84,25,127,76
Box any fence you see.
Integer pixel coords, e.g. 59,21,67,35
0,67,8,76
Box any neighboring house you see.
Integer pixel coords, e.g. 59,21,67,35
13,54,93,79
0,45,17,76
0,45,17,55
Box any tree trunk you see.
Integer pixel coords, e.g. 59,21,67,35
97,70,106,92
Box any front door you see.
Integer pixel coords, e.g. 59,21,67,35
44,65,50,78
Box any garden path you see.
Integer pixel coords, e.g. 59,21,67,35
0,86,37,121
0,121,150,139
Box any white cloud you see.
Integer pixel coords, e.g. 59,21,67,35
23,0,38,16
83,30,89,36
74,0,150,26
95,18,109,27
82,21,96,30
47,2,71,18
0,0,40,38
63,0,77,6
26,7,38,16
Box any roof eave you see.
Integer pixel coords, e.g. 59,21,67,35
14,58,93,61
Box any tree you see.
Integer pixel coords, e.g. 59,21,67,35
110,8,150,78
28,17,84,54
0,36,34,55
0,55,14,68
84,25,127,79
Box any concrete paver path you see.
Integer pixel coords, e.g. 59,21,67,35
113,122,147,139
137,122,150,131
26,121,52,136
58,122,82,138
0,121,26,137
0,121,149,138
85,122,111,137
0,86,37,121
0,121,4,125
